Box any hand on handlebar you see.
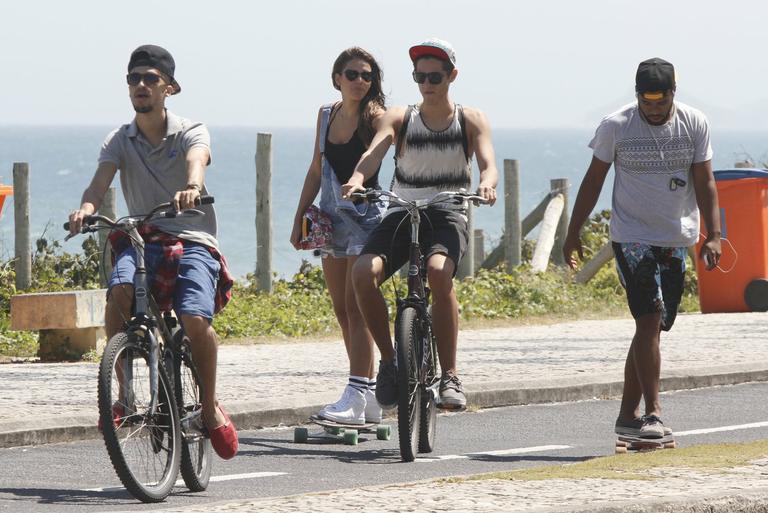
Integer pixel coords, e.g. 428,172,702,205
67,208,94,237
476,185,497,206
174,187,201,212
341,181,365,200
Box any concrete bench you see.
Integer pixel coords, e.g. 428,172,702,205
11,289,107,361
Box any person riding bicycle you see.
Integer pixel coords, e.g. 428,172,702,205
68,45,238,460
342,38,498,411
563,58,722,439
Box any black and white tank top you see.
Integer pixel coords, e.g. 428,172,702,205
392,104,471,202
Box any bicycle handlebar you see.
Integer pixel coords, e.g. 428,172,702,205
350,189,488,208
64,195,214,234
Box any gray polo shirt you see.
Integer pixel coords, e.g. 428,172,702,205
98,110,219,249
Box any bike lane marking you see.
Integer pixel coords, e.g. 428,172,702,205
415,444,572,462
83,472,287,492
675,421,768,437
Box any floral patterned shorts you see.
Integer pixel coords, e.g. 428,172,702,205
612,242,687,331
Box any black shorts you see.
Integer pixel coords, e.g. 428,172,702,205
361,207,469,279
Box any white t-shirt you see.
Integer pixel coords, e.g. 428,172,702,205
589,101,712,247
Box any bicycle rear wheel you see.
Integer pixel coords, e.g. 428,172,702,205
173,331,213,492
395,306,422,462
98,332,181,502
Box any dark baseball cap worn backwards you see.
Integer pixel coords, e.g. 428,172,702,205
128,44,181,94
635,58,675,101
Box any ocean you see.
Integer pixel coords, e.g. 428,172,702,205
0,126,765,279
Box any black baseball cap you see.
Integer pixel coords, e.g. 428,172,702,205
128,44,181,94
635,58,675,100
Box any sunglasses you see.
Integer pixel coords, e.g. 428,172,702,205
126,72,164,86
343,69,373,82
412,71,446,85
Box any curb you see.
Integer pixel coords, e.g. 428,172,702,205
2,366,768,449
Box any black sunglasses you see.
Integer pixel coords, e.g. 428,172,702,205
343,69,373,83
412,71,446,85
126,72,164,86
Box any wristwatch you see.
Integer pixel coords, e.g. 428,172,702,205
185,183,202,192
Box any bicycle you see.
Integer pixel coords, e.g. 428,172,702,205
351,189,487,462
65,197,215,502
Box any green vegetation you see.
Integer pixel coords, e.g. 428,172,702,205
0,211,702,358
452,439,768,482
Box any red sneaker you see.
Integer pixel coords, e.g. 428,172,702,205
209,406,238,460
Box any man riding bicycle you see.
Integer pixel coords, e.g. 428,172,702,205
342,38,498,411
68,45,238,460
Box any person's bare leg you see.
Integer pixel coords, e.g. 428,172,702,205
182,314,225,429
632,313,663,417
617,336,642,423
351,254,393,362
344,256,375,377
105,284,134,338
426,254,458,373
322,256,353,361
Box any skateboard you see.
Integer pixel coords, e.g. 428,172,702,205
615,434,676,453
293,415,392,445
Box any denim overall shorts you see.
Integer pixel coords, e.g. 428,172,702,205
317,103,385,257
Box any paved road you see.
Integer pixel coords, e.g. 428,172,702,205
2,382,768,512
3,312,768,447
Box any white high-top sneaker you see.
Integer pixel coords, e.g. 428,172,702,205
364,388,382,423
318,386,366,425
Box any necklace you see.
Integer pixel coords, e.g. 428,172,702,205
641,104,675,161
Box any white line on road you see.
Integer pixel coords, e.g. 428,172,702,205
83,471,286,492
416,444,572,462
676,421,768,437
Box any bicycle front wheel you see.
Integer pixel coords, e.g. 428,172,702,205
174,332,213,492
98,332,181,502
395,306,422,462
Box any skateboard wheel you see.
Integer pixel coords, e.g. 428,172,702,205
615,446,628,454
343,430,359,445
376,425,391,440
294,427,308,443
664,441,676,449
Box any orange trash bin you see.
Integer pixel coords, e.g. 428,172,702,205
695,168,768,313
0,184,13,218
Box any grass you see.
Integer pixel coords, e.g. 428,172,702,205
452,439,768,482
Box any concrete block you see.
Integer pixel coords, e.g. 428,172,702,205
37,327,107,361
10,289,107,330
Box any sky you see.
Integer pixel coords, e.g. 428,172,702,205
2,0,767,130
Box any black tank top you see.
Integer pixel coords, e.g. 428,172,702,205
325,112,380,189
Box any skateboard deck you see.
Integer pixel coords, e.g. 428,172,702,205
616,434,675,453
293,415,391,445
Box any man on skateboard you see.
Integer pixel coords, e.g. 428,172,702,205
563,58,721,439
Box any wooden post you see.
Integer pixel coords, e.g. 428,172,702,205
98,187,117,287
504,159,521,271
530,194,564,273
550,178,569,266
13,163,31,291
574,242,614,284
457,204,474,279
255,133,273,293
473,229,484,272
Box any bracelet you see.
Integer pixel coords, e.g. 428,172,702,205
185,183,202,191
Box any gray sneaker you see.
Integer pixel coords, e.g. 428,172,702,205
640,415,667,438
438,373,466,410
375,360,397,410
615,416,672,437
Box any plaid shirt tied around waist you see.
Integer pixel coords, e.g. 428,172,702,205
109,225,233,314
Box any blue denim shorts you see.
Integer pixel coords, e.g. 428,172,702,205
321,210,381,258
108,242,220,320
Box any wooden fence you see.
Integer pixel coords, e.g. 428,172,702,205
8,148,618,293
